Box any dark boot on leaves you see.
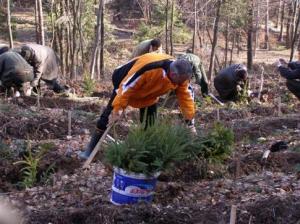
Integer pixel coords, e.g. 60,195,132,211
79,129,104,160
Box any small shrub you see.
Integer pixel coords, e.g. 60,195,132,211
82,73,96,96
105,121,234,176
14,142,54,188
237,79,249,104
105,121,191,175
188,122,234,163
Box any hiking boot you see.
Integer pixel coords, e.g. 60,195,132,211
79,129,104,160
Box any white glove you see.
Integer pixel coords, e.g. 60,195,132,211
275,60,282,68
30,79,39,87
188,125,197,135
237,85,242,92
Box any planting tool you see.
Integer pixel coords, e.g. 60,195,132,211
208,93,224,106
83,124,114,168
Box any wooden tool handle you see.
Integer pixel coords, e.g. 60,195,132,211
82,124,114,168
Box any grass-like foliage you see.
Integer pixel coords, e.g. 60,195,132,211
14,142,54,188
105,121,191,176
188,122,234,163
82,73,96,96
105,121,234,175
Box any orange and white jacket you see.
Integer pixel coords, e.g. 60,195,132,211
112,53,195,120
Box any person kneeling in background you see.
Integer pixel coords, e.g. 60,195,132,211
275,58,300,100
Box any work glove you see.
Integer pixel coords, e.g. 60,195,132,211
22,82,33,96
274,60,282,68
188,125,197,135
279,58,287,66
108,110,123,125
30,79,39,87
236,85,242,92
185,119,197,135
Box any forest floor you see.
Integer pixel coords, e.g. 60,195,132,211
1,6,300,224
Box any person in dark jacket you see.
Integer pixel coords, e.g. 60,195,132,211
20,44,68,93
178,52,208,96
79,53,196,159
0,44,9,55
214,64,248,101
0,51,34,96
276,58,300,100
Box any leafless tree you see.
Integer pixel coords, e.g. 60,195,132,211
7,0,13,48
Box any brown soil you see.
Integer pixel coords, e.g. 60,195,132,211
229,151,300,176
27,195,300,224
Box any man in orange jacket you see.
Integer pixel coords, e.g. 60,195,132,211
79,53,196,159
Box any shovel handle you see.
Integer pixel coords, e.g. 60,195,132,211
82,124,114,168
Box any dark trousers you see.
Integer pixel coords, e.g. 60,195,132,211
41,78,66,93
96,67,157,131
286,79,300,100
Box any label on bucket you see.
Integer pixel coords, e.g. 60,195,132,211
112,171,156,197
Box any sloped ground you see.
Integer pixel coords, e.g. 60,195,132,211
1,5,300,224
0,65,299,223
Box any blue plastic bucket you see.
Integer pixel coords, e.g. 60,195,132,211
110,167,160,205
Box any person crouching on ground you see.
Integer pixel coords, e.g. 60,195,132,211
20,43,69,94
275,58,300,100
79,52,196,159
214,64,248,102
0,48,34,96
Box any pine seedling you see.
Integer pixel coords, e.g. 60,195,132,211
82,73,96,96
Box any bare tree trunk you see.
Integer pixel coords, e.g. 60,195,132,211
96,47,100,79
224,16,229,67
35,0,40,44
90,0,103,79
206,27,221,69
237,32,240,56
276,0,282,28
192,0,197,53
286,3,293,48
37,0,45,45
264,0,269,50
197,29,203,48
208,0,222,82
170,0,174,55
253,0,260,58
58,1,65,76
291,0,298,46
290,6,300,61
50,0,55,47
70,0,81,79
278,1,285,42
165,0,169,54
247,0,254,70
7,0,13,48
100,0,104,78
230,33,235,65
